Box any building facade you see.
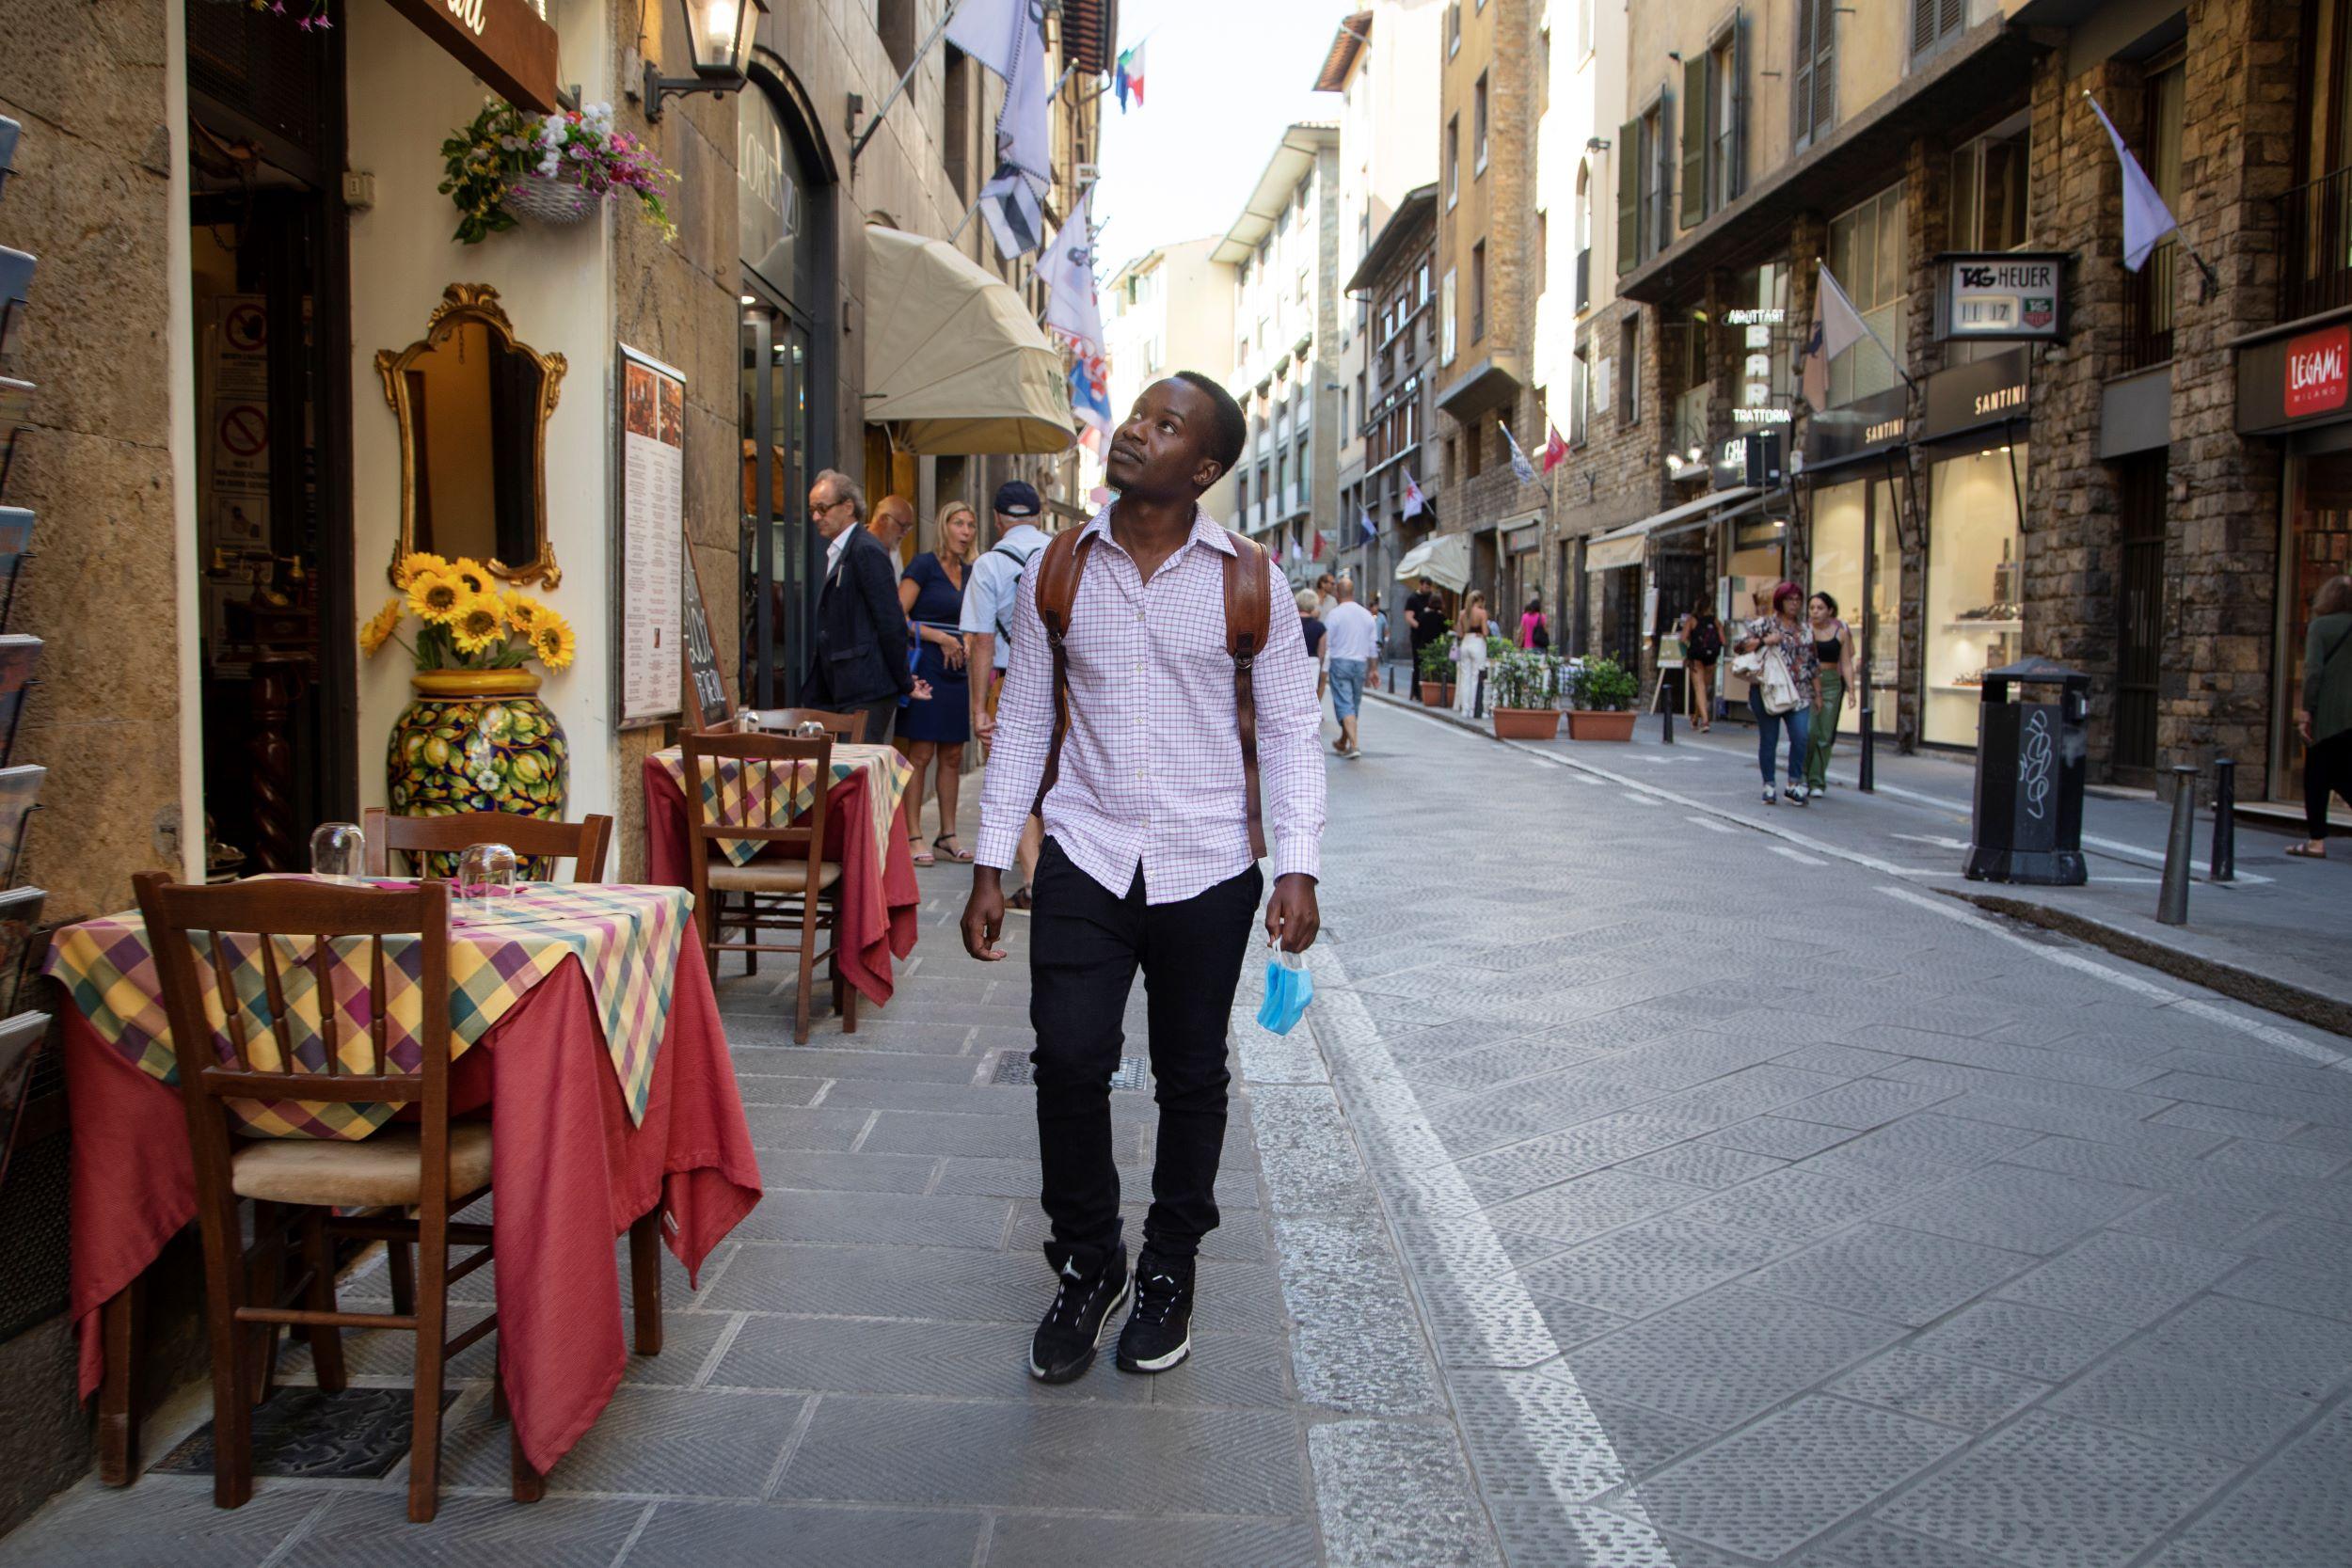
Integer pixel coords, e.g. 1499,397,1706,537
1347,183,1440,650
1102,238,1239,516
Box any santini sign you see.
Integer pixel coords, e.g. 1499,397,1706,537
1935,252,2071,343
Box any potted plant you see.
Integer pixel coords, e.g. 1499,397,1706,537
363,553,580,856
440,99,678,245
1490,651,1564,740
1416,640,1454,706
1565,654,1640,740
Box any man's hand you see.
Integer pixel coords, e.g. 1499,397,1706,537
961,866,1008,961
974,705,997,745
1263,873,1320,954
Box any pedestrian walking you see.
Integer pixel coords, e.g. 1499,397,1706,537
898,499,978,866
1518,595,1551,651
962,372,1325,1386
1324,577,1376,756
1297,588,1330,709
1405,576,1448,701
1681,599,1722,732
2289,572,2352,859
870,494,916,582
960,482,1053,908
1314,571,1338,619
1733,580,1820,805
1453,590,1493,719
803,469,927,745
1803,591,1857,798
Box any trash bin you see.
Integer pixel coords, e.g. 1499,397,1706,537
1964,657,2090,887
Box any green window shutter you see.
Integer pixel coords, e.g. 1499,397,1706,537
1792,0,1815,145
1730,11,1748,199
1615,119,1640,274
1680,57,1708,229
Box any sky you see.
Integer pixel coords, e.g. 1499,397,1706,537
1090,0,1358,268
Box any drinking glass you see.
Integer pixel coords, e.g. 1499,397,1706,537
456,842,518,920
309,821,367,882
797,720,828,738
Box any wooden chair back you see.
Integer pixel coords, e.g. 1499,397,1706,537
677,728,834,863
739,706,866,742
360,808,612,881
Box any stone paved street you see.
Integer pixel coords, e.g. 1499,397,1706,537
7,701,2352,1566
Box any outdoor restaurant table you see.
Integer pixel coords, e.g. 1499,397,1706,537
46,879,764,1478
642,741,921,1005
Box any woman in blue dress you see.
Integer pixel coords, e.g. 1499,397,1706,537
898,500,978,865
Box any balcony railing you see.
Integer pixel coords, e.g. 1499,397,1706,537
2119,238,2176,372
2283,165,2352,321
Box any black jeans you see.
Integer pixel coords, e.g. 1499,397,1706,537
850,696,898,746
1029,837,1262,1275
2309,729,2351,839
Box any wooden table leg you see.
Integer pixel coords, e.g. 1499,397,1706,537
98,1281,141,1486
628,1209,663,1356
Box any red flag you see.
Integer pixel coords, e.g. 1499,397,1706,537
1541,422,1569,475
1311,529,1325,561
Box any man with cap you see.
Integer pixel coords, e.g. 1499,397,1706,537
960,481,1051,907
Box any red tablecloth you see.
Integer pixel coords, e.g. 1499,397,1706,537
65,930,762,1476
643,755,920,1005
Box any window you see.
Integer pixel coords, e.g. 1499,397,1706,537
1445,435,1457,484
1441,267,1458,363
1678,21,1744,225
1446,116,1461,207
944,45,973,200
1474,73,1490,175
1471,241,1487,343
1792,0,1836,150
1912,0,1966,62
1296,178,1311,216
1577,0,1593,57
1618,314,1642,423
2123,55,2184,369
1575,161,1593,310
1418,261,1433,307
1570,347,1591,445
1275,451,1287,514
1448,0,1461,56
1948,114,2031,252
1356,372,1368,431
1825,182,1907,404
1295,436,1309,505
1237,469,1249,519
1259,461,1271,519
1297,267,1310,304
1537,29,1551,117
1534,213,1548,296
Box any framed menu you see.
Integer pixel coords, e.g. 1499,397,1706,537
615,343,685,728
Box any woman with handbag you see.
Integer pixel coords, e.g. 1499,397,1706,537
1732,580,1821,806
2289,573,2352,859
1453,591,1493,719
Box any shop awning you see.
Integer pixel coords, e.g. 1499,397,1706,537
1585,486,1762,565
1391,531,1471,594
863,226,1076,455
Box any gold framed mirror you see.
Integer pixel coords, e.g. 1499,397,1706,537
376,283,566,590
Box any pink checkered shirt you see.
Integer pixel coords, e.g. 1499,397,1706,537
977,504,1326,904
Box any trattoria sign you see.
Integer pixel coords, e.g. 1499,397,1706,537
1934,251,2071,342
380,0,560,113
2237,319,2352,435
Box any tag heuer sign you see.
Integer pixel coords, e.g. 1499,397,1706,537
1936,251,2071,343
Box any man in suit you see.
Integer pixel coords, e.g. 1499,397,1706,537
804,469,925,743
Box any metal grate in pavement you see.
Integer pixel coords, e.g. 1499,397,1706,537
991,1052,1150,1091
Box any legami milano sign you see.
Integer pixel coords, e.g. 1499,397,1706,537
2285,325,2350,419
2237,319,2352,435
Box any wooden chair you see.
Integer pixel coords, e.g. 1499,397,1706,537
361,808,612,882
132,874,533,1522
678,728,852,1043
738,706,866,742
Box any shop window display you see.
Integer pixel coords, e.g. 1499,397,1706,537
1809,477,1900,736
1925,445,2026,747
2275,451,2352,805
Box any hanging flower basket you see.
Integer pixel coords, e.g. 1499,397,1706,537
440,99,677,245
500,170,598,226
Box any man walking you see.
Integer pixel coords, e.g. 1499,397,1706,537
1324,577,1375,757
1404,575,1447,699
804,469,920,744
960,481,1052,908
962,373,1325,1384
869,494,916,583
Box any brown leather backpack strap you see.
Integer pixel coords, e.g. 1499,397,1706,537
1220,533,1271,860
1030,530,1094,818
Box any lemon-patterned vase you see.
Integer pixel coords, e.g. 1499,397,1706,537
388,670,568,872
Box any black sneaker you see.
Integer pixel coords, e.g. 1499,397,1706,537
1116,1249,1196,1374
1029,1245,1128,1384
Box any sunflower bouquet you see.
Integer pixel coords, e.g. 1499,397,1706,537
362,553,579,672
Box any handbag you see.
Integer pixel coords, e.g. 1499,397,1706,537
1757,648,1802,715
1728,648,1764,678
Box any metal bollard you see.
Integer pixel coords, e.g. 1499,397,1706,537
1859,705,1876,794
2157,764,2197,926
1474,666,1488,720
1661,676,1676,745
2211,755,2235,883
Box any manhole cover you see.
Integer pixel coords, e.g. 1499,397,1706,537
992,1053,1150,1091
154,1385,459,1481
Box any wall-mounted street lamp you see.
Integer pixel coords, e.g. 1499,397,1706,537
644,0,768,122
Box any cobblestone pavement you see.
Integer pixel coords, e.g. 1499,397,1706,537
7,698,2352,1566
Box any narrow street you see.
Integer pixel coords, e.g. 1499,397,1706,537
12,707,2350,1567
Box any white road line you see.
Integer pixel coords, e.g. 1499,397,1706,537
1307,942,1677,1563
1876,885,2348,1069
1867,779,2275,884
1624,793,1659,806
1686,815,1738,834
1771,846,1828,865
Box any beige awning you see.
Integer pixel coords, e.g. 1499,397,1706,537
863,226,1075,455
1391,531,1471,594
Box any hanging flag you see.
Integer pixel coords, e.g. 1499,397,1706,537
1541,421,1569,475
1040,186,1104,356
1359,508,1379,545
977,166,1046,260
1402,471,1426,517
951,0,1051,252
1501,421,1536,485
1069,347,1112,451
1800,262,1876,408
2084,91,2179,272
1311,529,1326,561
1114,42,1147,112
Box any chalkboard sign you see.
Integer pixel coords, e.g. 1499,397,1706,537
681,540,731,730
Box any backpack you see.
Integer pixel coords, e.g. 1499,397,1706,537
1530,616,1551,651
1030,527,1275,857
1690,619,1724,662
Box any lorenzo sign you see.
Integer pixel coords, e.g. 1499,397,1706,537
380,0,560,113
1935,251,2071,342
2236,319,2352,435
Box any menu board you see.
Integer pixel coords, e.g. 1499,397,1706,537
617,344,685,727
681,543,730,730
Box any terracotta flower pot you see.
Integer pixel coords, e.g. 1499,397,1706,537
389,669,569,873
1565,709,1637,741
1419,680,1450,705
1492,706,1562,740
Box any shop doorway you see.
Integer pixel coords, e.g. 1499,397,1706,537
1653,543,1709,711
739,301,813,707
1601,565,1643,670
2275,450,2352,807
2113,452,2168,780
186,0,357,875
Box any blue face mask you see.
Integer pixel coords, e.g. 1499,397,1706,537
1256,948,1314,1037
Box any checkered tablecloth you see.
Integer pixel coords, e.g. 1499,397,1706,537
651,742,914,868
43,880,691,1140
